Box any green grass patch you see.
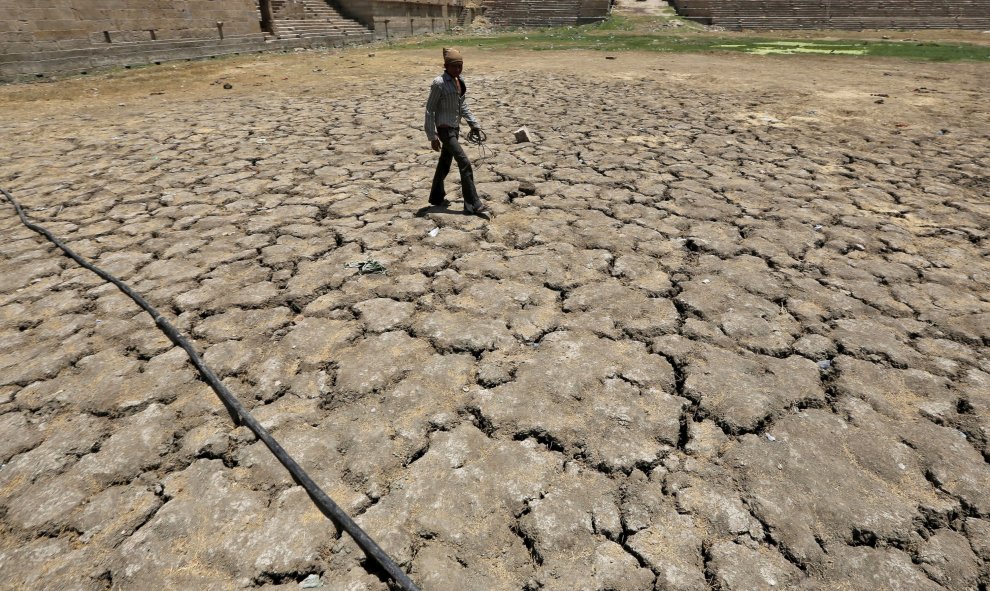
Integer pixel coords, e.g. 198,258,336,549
587,14,637,31
397,14,990,62
860,40,990,61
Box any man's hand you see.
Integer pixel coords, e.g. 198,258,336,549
431,138,441,152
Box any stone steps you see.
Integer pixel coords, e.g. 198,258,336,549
669,0,990,28
483,0,586,27
261,0,371,39
275,20,368,37
612,0,675,16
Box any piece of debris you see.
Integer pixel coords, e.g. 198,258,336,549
223,83,232,90
514,126,532,143
345,260,387,275
299,573,322,589
518,180,537,195
605,55,616,60
766,434,776,442
817,359,832,371
428,227,440,237
368,52,376,57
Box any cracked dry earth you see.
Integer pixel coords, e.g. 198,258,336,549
1,46,989,591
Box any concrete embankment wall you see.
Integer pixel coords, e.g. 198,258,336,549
481,0,610,27
668,0,990,29
1,0,433,80
0,0,268,79
1,0,262,51
334,0,468,40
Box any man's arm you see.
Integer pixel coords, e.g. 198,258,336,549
424,79,443,142
461,93,481,131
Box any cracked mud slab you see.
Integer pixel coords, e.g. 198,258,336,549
1,44,989,590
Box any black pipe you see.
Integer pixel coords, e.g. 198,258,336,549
0,186,421,591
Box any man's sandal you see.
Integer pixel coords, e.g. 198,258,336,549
464,201,490,215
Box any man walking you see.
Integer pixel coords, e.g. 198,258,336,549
424,47,489,214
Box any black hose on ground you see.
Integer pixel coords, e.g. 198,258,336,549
1,186,421,591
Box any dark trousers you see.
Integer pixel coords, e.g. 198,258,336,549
430,127,479,205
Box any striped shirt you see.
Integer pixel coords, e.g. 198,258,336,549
424,72,480,142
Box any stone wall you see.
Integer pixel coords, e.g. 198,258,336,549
0,0,606,79
668,0,990,29
481,0,609,27
0,0,459,79
0,0,271,79
0,0,263,54
578,0,611,23
333,0,468,40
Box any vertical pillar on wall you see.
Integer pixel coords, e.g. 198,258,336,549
259,0,275,34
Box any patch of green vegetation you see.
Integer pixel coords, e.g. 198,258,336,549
715,41,868,55
589,14,637,31
864,40,990,61
398,14,990,62
709,38,988,59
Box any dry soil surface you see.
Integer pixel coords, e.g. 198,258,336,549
1,45,989,591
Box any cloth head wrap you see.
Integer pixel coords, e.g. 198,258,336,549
443,47,463,66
